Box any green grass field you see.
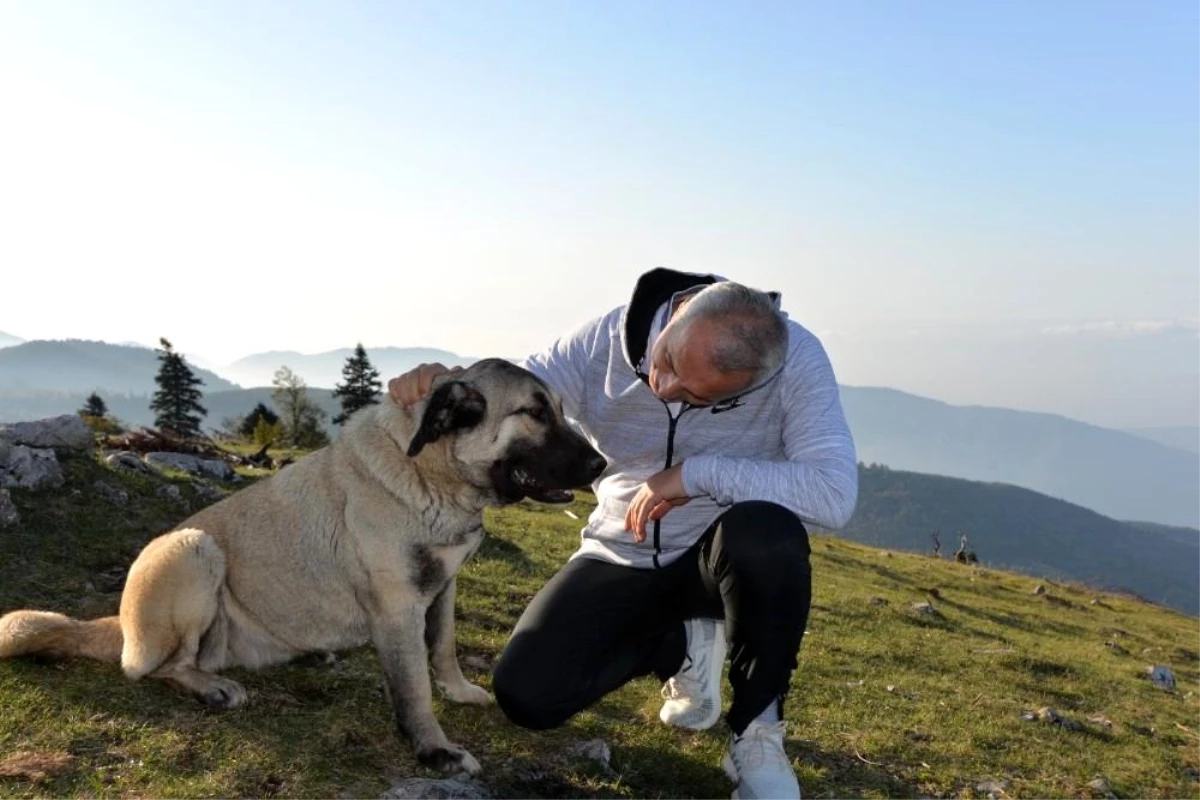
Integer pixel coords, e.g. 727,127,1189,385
1,451,1197,798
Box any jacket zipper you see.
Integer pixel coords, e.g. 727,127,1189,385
652,402,692,568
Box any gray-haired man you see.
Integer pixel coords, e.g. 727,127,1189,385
389,267,858,798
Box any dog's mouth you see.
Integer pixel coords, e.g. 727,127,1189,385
510,466,574,504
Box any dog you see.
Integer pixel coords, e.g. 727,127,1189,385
0,358,606,775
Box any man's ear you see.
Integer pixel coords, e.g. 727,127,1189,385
406,381,487,457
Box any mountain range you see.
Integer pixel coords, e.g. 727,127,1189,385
842,386,1199,528
218,346,476,389
0,339,1196,532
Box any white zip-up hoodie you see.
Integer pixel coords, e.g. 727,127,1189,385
522,268,858,569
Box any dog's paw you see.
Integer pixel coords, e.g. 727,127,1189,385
417,743,481,776
199,677,248,709
437,679,492,706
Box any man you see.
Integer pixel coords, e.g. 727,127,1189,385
389,268,858,798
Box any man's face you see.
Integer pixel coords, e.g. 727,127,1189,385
647,316,756,406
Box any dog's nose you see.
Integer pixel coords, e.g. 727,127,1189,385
585,453,607,478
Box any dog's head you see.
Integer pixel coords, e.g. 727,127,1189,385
405,359,607,504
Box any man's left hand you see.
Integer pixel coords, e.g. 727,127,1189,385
625,463,691,543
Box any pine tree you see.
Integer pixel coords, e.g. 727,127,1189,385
150,338,207,438
238,402,281,439
332,343,382,426
79,393,108,418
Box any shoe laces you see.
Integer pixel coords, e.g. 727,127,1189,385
733,721,789,772
660,672,703,701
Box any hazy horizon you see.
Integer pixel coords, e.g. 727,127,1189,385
1,2,1196,430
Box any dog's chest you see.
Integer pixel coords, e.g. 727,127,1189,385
408,528,483,597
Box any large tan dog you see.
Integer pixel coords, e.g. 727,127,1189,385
0,358,606,775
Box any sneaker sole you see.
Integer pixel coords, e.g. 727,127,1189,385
660,622,727,731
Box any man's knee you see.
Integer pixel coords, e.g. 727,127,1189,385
492,641,573,731
716,501,811,569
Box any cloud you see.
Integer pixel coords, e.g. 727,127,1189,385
1040,319,1200,338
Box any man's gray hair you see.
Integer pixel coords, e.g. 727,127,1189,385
672,282,788,383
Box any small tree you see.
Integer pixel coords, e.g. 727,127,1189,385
78,392,122,435
79,393,108,418
252,416,287,447
271,366,329,449
150,338,207,439
238,402,281,439
332,343,382,426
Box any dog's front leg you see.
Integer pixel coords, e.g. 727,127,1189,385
426,576,490,705
369,593,481,775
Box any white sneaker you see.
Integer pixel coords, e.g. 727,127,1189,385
721,720,800,799
658,617,726,730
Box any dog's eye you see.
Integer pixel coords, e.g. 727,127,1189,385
520,406,548,423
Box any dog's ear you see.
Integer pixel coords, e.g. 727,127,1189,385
406,381,487,457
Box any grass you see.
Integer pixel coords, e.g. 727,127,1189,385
1,451,1197,798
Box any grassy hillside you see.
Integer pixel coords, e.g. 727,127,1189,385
839,465,1200,616
0,454,1197,798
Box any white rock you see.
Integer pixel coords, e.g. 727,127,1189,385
0,416,93,451
0,486,18,527
3,446,64,490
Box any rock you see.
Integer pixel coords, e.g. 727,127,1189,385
868,596,889,607
93,481,129,506
0,437,11,470
1086,777,1116,798
1148,665,1176,692
0,416,93,451
1104,641,1129,656
462,654,491,671
911,602,939,616
106,451,154,474
381,777,491,799
1034,584,1046,595
146,452,200,474
570,738,612,769
146,452,235,480
190,482,226,503
156,484,187,507
1036,706,1082,731
975,779,1008,799
3,446,64,490
1086,714,1114,729
0,486,18,527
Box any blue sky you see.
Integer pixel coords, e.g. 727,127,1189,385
1,1,1196,428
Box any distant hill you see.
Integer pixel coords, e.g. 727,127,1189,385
0,388,340,434
840,386,1200,528
219,347,475,389
1123,425,1200,455
0,340,239,395
831,464,1199,616
0,331,24,349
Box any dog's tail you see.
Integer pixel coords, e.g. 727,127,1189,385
0,610,122,663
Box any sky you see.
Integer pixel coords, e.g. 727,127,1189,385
0,1,1196,429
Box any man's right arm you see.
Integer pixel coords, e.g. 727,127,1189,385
519,313,608,421
387,313,609,414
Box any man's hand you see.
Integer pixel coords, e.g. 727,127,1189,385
625,463,691,543
387,363,463,408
